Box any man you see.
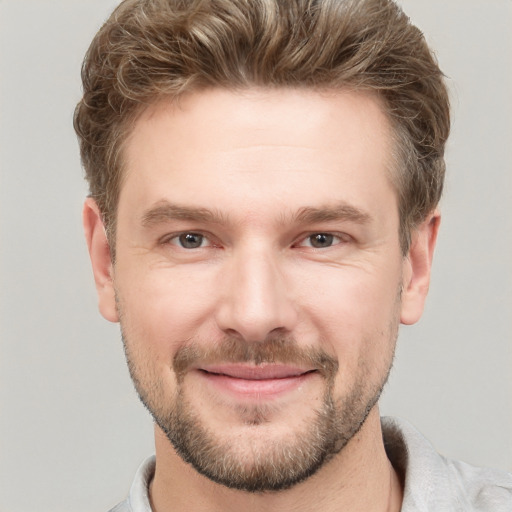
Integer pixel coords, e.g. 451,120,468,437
74,0,512,510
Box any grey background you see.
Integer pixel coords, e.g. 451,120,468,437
0,1,510,511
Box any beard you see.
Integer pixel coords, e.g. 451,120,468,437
120,327,397,493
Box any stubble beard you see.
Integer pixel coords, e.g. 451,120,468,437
120,327,397,493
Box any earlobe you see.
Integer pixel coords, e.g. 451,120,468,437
400,210,441,325
83,198,119,323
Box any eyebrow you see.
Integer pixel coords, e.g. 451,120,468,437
141,200,371,228
141,201,229,227
292,204,372,225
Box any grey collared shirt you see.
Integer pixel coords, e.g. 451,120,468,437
109,417,512,511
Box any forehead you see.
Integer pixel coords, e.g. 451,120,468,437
120,88,396,225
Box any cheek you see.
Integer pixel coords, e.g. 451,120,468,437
296,264,401,367
300,263,401,325
115,264,219,354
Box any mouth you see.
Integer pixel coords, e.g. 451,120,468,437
195,364,318,398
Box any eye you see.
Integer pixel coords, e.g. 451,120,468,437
308,233,335,248
171,232,208,249
298,233,343,249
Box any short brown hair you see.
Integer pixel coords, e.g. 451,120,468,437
74,0,450,253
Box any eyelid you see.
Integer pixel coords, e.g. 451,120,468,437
159,231,215,248
294,232,351,248
157,230,351,249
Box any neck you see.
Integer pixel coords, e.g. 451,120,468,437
150,407,403,512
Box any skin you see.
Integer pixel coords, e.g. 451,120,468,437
84,88,439,512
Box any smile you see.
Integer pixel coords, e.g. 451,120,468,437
196,364,318,398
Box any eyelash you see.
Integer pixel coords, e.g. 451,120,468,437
295,233,346,249
163,232,213,249
161,231,349,250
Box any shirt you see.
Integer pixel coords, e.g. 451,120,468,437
109,417,512,511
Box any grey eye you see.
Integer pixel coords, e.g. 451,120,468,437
178,233,204,249
309,233,334,248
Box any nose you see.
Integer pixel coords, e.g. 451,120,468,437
215,246,298,342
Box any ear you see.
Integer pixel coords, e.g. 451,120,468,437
400,210,441,325
83,198,119,323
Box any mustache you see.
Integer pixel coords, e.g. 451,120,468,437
173,335,339,382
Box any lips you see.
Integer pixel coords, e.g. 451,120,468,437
196,364,316,397
199,364,313,380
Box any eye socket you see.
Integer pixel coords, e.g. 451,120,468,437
174,232,207,249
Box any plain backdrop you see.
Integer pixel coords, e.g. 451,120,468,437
0,1,511,511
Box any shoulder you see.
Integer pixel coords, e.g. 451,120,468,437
381,417,512,511
108,500,131,512
107,455,156,512
444,456,512,511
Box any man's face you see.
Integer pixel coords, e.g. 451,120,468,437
88,88,428,491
